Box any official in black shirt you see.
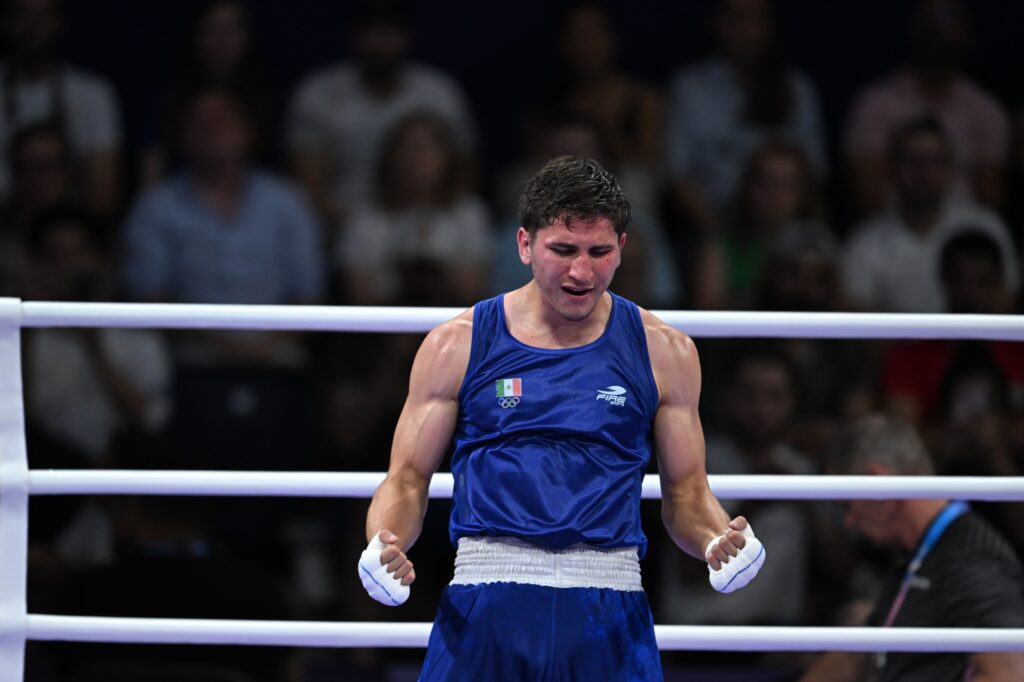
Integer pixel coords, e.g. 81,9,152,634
801,415,1024,682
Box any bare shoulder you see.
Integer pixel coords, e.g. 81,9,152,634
638,308,701,404
422,307,474,357
411,308,474,399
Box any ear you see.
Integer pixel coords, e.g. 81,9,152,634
618,232,627,251
516,227,532,266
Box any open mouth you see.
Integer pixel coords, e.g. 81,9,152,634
562,285,591,298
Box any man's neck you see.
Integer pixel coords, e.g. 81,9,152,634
898,499,951,552
509,283,612,349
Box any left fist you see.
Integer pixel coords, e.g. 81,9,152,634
705,516,765,594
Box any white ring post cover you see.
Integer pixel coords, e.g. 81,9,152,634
0,299,28,682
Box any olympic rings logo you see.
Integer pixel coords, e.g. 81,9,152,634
498,397,520,408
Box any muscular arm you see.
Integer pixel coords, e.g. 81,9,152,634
644,312,731,560
364,312,472,551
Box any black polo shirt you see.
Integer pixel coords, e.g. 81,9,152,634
867,510,1024,682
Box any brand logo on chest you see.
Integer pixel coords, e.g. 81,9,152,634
596,385,627,406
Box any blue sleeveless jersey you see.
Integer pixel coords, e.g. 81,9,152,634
450,292,659,558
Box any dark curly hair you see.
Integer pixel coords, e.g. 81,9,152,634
517,155,631,238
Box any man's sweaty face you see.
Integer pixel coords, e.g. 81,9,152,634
520,216,625,322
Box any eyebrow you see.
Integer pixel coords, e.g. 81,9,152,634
546,241,615,250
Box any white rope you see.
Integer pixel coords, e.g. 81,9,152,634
27,470,1024,501
9,299,1024,339
24,615,1024,652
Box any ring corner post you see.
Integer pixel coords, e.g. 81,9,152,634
0,298,28,681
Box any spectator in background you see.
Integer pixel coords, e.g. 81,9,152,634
755,223,876,456
843,116,1018,312
22,207,171,595
140,0,275,187
122,87,323,474
880,229,1024,555
659,348,815,628
665,0,826,233
286,0,476,238
0,0,122,218
801,415,1024,682
25,206,171,468
756,221,842,314
692,141,823,310
0,121,74,295
122,87,323,354
883,230,1021,425
122,89,324,583
845,0,1009,214
337,112,491,307
534,0,662,209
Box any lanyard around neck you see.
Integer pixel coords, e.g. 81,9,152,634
881,500,970,628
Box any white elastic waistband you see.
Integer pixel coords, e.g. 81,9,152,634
451,536,643,591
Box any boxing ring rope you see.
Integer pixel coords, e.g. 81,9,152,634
24,616,1024,652
2,298,1024,681
16,300,1024,339
24,470,1024,501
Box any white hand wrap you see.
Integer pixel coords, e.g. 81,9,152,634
706,523,765,594
358,534,410,606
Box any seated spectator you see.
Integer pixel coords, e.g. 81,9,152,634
21,207,171,608
666,0,827,233
800,415,1024,682
24,206,172,467
756,221,841,313
122,87,324,363
286,0,477,234
0,121,74,295
140,0,276,186
659,347,815,626
122,87,323,476
883,230,1022,424
845,0,1010,214
879,230,1024,556
756,223,877,455
338,112,491,307
843,116,1018,312
693,141,823,309
0,0,122,217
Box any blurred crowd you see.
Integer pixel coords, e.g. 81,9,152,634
3,0,1023,680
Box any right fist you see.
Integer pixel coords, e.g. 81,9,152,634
358,530,414,606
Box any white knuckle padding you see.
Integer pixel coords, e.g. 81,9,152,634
358,534,410,606
706,524,765,594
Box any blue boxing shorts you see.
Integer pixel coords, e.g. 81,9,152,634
419,537,662,682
